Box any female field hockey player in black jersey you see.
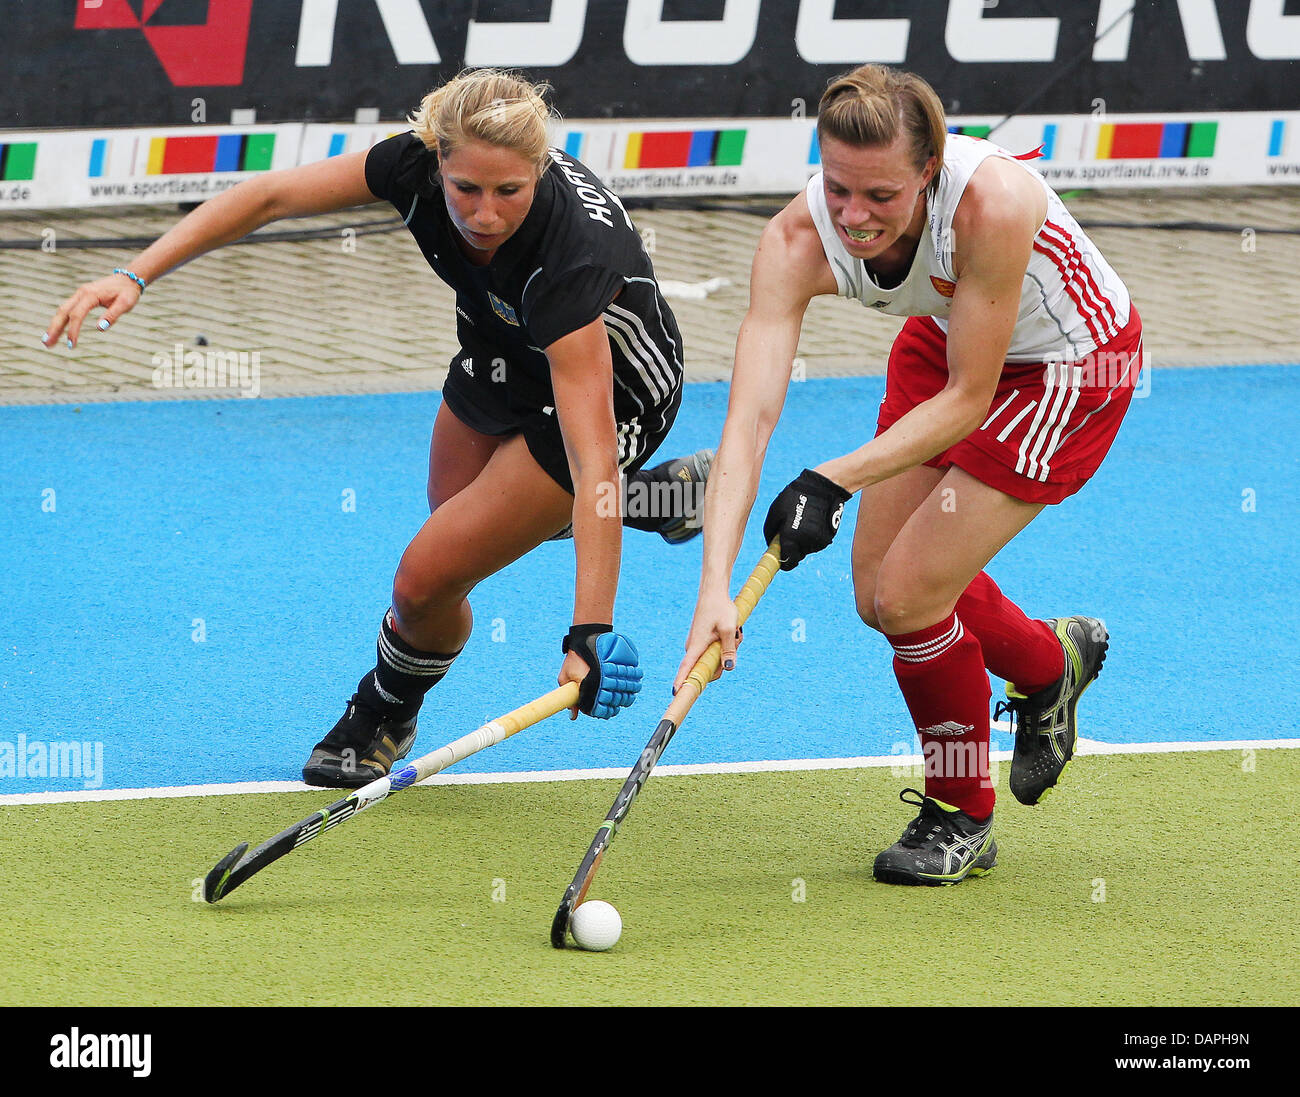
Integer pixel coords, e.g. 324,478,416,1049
44,70,711,788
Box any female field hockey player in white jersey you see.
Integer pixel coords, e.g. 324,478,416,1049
44,70,712,788
676,64,1142,885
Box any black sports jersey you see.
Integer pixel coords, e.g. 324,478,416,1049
365,132,683,420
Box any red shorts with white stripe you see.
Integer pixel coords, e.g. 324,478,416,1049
875,307,1143,504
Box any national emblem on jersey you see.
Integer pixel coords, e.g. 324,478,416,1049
487,292,520,326
930,276,957,298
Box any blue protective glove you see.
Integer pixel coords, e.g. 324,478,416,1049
563,625,643,718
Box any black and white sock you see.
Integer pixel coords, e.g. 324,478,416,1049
355,610,461,720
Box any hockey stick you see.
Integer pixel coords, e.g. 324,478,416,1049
203,682,580,903
550,539,782,947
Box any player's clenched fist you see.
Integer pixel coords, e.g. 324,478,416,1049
763,468,852,571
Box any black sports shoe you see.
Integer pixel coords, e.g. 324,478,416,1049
638,448,713,544
872,788,997,886
998,616,1109,806
302,695,417,788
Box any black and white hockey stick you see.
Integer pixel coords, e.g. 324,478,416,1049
203,683,579,903
550,540,781,947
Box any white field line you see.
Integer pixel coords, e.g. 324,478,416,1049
1,737,1296,807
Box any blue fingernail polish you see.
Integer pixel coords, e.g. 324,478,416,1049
40,333,48,345
724,660,734,670
97,319,110,331
66,337,73,348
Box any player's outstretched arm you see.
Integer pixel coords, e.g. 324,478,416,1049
42,150,379,349
674,195,835,689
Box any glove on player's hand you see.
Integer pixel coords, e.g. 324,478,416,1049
762,468,852,571
563,625,643,718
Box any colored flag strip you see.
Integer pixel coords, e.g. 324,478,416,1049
1095,121,1217,159
623,129,746,170
146,133,276,175
0,142,38,181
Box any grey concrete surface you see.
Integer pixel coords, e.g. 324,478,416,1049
3,186,1297,405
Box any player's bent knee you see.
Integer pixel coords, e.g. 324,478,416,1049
391,565,471,623
852,566,884,631
856,588,883,631
871,587,931,636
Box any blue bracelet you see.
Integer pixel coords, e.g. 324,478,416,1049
112,268,147,293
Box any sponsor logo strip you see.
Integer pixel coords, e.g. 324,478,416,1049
146,133,276,175
0,142,38,181
1095,121,1218,160
623,128,746,169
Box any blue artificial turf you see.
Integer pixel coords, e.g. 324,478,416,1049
3,364,1297,793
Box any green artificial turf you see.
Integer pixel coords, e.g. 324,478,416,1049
3,747,1295,1007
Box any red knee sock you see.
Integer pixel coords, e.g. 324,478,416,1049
956,572,1063,693
888,613,994,819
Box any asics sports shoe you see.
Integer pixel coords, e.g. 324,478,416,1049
302,695,417,788
872,788,997,886
999,616,1109,806
640,448,714,544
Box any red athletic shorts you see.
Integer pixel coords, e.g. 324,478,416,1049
875,307,1143,504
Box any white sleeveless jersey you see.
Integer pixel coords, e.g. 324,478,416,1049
806,133,1131,363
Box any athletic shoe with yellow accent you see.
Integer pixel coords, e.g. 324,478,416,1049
872,788,997,886
640,448,713,544
302,695,417,789
999,615,1109,806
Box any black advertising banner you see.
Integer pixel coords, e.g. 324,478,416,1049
3,1,1300,131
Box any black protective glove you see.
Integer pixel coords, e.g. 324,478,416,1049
762,468,852,571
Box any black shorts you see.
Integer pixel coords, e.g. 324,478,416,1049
441,345,681,494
